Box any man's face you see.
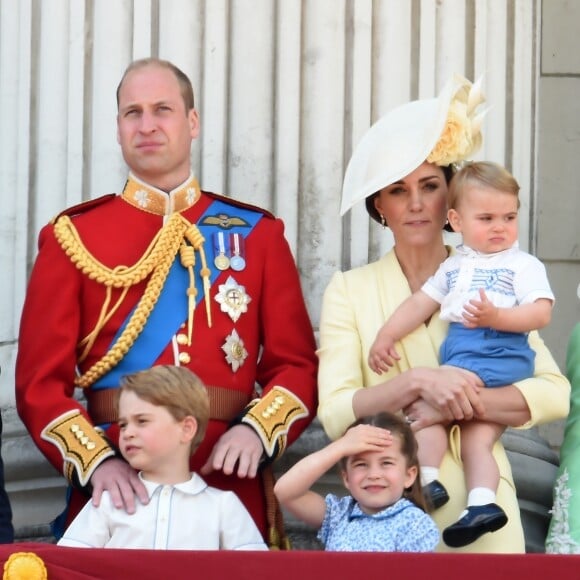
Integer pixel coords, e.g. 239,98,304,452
117,65,199,191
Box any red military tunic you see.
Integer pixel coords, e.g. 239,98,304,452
15,174,318,542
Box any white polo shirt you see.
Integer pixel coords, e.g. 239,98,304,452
57,472,268,550
422,243,554,323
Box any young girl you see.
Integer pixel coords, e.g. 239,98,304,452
368,161,554,548
274,412,439,551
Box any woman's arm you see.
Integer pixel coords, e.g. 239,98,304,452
476,331,569,429
509,330,570,427
476,386,531,426
353,366,483,423
406,331,570,430
318,270,483,440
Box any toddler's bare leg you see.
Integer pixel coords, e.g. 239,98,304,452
415,424,447,470
460,421,505,492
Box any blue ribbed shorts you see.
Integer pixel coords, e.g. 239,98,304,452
440,323,535,387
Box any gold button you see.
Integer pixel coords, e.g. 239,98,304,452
176,334,188,345
178,352,191,364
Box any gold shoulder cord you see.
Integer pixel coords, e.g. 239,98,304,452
53,213,212,389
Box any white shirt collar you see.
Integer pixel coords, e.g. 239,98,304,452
138,471,208,498
457,240,519,258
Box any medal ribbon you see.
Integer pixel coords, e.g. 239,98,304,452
93,199,264,389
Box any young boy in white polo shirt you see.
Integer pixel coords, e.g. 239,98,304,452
58,365,267,550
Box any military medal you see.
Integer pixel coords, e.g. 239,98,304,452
221,329,248,372
213,232,230,271
230,233,246,271
215,276,251,322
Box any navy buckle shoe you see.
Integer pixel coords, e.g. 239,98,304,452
422,480,450,511
443,503,508,548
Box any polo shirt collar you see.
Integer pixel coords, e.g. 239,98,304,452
139,471,208,498
458,240,519,258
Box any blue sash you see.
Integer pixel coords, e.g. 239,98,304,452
92,199,263,389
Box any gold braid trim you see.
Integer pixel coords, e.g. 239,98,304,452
54,215,168,288
53,213,209,388
241,386,309,459
183,223,212,328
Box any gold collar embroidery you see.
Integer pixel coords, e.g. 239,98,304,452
121,173,201,215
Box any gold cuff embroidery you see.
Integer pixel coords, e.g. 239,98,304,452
41,411,115,487
241,386,308,458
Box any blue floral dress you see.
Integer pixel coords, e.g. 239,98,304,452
318,495,439,552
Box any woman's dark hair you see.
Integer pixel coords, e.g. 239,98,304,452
365,164,455,232
341,412,428,512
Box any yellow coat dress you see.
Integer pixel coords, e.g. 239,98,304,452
318,249,570,553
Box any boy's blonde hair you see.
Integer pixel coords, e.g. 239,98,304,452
117,365,209,455
448,161,520,211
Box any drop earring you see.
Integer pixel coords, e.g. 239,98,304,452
380,214,386,229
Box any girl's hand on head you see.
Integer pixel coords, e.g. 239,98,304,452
462,288,499,329
340,424,393,456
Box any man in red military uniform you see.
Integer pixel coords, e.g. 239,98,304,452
15,58,318,545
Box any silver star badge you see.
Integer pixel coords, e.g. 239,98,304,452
221,329,248,372
215,276,251,322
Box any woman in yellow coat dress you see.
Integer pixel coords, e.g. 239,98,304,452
317,75,570,553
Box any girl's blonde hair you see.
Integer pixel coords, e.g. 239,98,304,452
117,365,209,455
448,161,520,211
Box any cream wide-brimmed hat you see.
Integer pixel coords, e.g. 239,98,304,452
340,74,486,222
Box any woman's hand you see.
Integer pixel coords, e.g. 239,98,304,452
410,366,484,422
403,399,447,431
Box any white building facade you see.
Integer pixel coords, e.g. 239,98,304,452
0,0,578,545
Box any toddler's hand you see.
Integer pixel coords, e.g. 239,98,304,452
368,335,400,374
462,288,499,328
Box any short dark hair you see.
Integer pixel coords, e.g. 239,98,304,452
116,58,195,111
